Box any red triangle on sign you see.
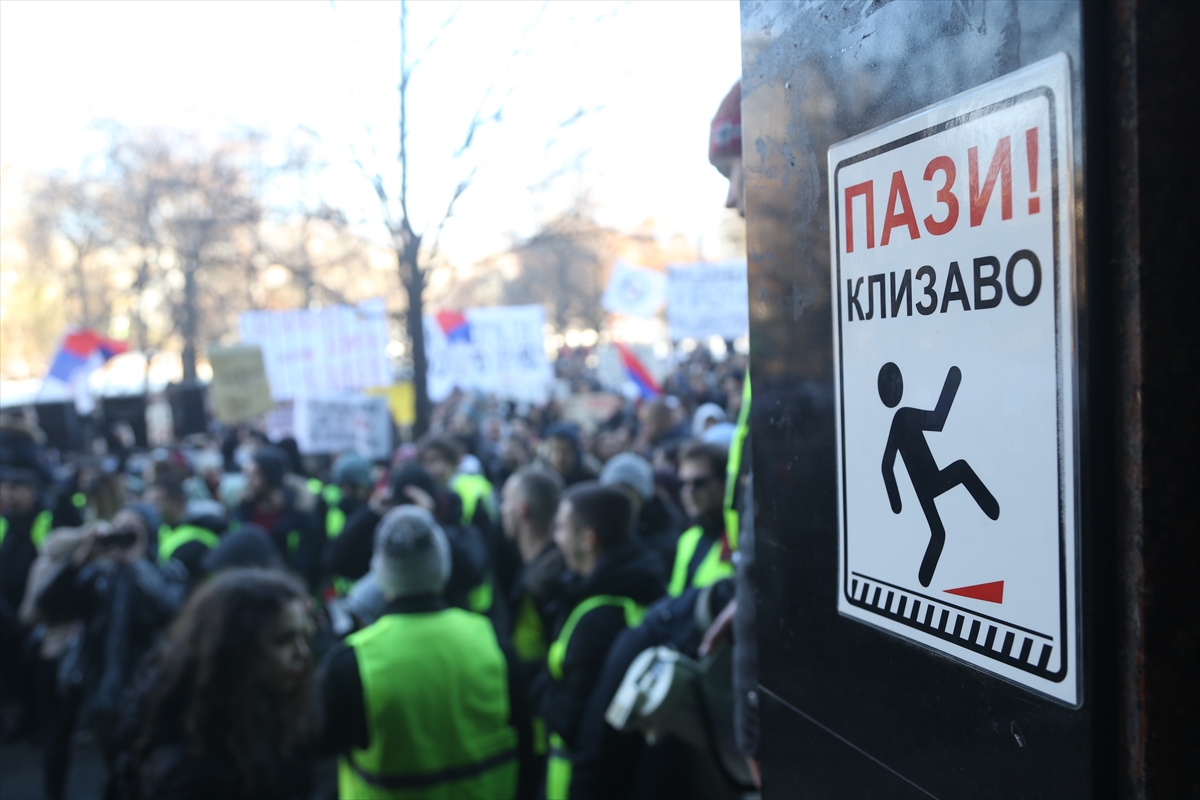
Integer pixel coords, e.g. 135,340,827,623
944,580,1004,604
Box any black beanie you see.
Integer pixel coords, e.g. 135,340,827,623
389,462,437,504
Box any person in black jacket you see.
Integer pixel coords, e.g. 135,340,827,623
528,483,666,795
599,452,685,576
234,447,321,589
322,463,488,612
116,568,314,800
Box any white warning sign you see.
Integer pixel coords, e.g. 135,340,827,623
829,54,1080,705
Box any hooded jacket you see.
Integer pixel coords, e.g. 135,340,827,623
529,539,666,749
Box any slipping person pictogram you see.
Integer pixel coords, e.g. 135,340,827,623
879,363,1000,587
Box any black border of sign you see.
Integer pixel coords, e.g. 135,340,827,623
833,86,1070,687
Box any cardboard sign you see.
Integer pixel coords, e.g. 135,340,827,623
602,259,668,318
424,305,553,403
667,260,749,341
829,55,1079,705
208,345,274,423
239,299,391,401
292,395,392,460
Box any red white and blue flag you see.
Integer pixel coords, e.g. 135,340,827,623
47,329,127,382
435,310,472,344
615,342,661,400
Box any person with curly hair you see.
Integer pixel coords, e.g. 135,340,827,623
119,568,315,799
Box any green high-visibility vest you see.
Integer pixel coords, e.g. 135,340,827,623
338,608,518,800
307,477,324,496
72,492,87,509
158,524,220,563
451,474,496,526
545,595,645,800
0,509,53,549
724,373,751,552
667,525,735,598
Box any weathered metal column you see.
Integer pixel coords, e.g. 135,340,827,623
740,1,1196,796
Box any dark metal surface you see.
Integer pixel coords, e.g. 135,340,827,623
740,2,1104,797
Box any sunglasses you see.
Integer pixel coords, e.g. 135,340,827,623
680,476,714,490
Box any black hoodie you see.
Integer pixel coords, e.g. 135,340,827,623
529,539,666,749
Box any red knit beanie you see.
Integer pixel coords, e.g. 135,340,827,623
709,81,742,168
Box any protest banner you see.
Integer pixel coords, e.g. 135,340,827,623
424,305,553,403
208,345,274,423
561,392,626,433
239,299,391,400
292,395,393,460
667,260,749,341
602,259,668,318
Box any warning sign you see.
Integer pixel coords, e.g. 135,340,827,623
829,54,1079,705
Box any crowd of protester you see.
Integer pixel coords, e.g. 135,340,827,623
0,344,753,800
2,80,752,800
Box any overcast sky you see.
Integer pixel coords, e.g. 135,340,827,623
0,0,743,265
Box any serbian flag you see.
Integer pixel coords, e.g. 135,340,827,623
47,329,127,382
615,342,661,400
435,310,472,344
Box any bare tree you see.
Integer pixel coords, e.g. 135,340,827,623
347,0,569,436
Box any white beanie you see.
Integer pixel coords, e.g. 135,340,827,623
371,506,452,600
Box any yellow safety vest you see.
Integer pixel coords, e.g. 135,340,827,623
158,524,220,563
324,484,347,539
667,525,735,598
0,509,53,549
545,595,645,800
724,373,751,551
339,609,519,800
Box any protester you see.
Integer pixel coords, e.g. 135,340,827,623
599,451,684,574
669,442,735,597
500,466,567,665
317,505,533,799
34,503,189,799
538,423,598,488
318,453,374,541
117,568,314,799
529,483,665,799
234,446,321,589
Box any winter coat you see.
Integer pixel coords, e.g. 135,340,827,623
35,555,188,743
233,487,320,589
528,539,666,749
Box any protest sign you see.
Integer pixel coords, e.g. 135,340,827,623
292,395,393,460
602,260,668,318
425,305,553,403
208,345,274,423
365,383,416,427
239,299,391,400
667,260,749,341
561,392,625,433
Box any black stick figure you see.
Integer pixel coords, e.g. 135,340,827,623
879,363,1000,587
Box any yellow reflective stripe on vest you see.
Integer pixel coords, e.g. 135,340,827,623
307,478,324,496
467,571,494,614
339,609,518,800
724,373,751,552
0,511,52,548
547,732,572,800
547,595,645,682
545,595,645,800
326,507,347,539
72,492,87,509
322,483,343,506
512,593,549,661
158,525,220,563
668,525,734,597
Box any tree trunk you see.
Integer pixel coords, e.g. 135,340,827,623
181,256,199,382
401,243,431,437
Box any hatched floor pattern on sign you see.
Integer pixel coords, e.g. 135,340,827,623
849,572,1060,680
